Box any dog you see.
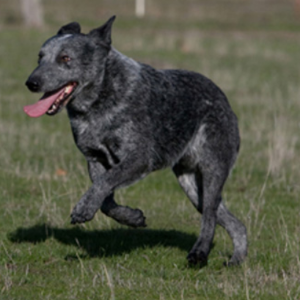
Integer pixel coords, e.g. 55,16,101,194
24,16,247,266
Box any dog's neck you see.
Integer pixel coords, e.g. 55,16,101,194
105,48,141,98
67,48,142,116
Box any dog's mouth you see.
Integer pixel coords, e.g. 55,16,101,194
23,82,77,118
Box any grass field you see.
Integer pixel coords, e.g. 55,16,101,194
1,0,300,299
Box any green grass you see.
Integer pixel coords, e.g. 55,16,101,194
1,1,300,299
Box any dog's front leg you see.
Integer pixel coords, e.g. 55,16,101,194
100,194,146,227
70,183,106,224
71,158,148,226
78,161,146,227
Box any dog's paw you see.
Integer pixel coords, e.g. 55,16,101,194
108,206,147,228
126,208,147,228
223,253,246,267
70,203,97,224
187,251,207,266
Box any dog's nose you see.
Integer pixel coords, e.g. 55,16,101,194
25,79,40,92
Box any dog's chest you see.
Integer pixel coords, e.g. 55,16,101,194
71,118,101,149
69,116,120,167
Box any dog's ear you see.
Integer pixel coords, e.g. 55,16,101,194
57,22,81,35
89,16,116,47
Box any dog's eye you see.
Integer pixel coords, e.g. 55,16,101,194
61,55,71,63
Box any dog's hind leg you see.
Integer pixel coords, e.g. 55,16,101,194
173,164,222,265
173,162,247,266
172,166,204,213
216,201,247,265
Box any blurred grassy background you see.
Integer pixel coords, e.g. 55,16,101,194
0,1,300,299
1,0,300,31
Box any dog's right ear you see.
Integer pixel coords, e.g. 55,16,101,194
89,16,116,48
57,22,81,35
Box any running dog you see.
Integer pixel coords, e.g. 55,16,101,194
24,16,247,265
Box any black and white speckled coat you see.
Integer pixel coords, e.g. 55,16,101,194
25,16,247,266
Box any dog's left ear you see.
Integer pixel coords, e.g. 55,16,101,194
57,22,81,35
89,16,116,47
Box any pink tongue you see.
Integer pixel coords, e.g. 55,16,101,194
23,88,65,118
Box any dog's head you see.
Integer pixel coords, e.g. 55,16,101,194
24,16,116,117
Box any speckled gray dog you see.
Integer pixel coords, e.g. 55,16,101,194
24,16,247,266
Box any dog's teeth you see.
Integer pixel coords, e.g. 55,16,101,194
66,85,72,92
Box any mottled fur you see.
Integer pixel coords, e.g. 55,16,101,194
25,17,247,265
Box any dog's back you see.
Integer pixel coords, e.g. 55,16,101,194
95,49,240,172
137,64,240,170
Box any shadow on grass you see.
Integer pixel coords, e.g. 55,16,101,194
8,223,198,259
